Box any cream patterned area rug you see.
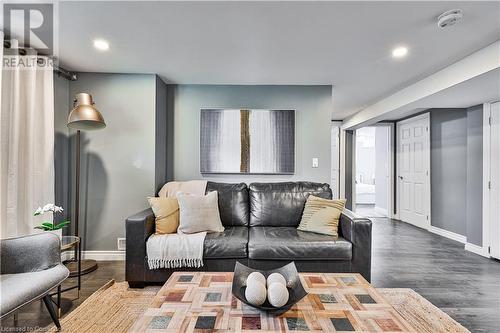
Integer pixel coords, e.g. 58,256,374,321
43,281,160,332
379,289,469,333
44,281,469,332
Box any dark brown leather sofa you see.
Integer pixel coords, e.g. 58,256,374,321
125,181,372,288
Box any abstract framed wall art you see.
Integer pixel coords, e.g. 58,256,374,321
200,109,295,174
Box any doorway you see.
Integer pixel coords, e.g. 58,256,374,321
354,126,391,218
396,113,431,229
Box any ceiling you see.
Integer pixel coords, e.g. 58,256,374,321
377,68,500,122
57,1,500,119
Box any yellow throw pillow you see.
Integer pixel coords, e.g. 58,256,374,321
148,197,180,234
297,195,346,237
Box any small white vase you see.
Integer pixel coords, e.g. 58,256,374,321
47,228,62,240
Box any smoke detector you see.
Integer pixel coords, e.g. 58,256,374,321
437,9,463,28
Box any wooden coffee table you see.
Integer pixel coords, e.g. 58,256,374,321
130,272,418,332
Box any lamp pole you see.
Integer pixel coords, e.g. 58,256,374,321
67,93,105,277
75,129,80,240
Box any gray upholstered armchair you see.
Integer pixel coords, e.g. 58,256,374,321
0,233,69,330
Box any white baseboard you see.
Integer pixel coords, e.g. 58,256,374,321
374,206,388,216
464,243,490,258
82,251,125,261
428,226,466,244
61,252,73,261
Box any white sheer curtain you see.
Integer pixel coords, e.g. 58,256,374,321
0,37,55,238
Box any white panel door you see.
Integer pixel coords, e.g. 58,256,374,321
397,114,430,229
490,102,500,259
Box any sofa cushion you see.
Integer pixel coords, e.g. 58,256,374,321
204,227,248,259
249,182,332,227
0,264,69,316
297,196,346,236
177,191,225,234
148,197,179,234
206,182,249,227
248,227,352,261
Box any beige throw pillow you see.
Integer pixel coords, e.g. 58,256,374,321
148,197,180,234
177,191,225,234
297,195,346,237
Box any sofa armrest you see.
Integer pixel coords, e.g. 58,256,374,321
339,209,372,282
1,233,61,274
126,208,155,286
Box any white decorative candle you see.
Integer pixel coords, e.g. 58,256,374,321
267,282,289,307
246,272,266,287
266,273,287,288
245,280,267,306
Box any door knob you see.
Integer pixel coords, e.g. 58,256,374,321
398,176,403,180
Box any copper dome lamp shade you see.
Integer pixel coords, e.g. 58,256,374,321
68,93,106,130
66,93,106,279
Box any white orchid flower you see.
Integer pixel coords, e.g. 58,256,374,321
34,207,43,216
43,203,55,212
34,203,64,215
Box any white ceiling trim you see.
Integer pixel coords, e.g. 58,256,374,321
342,40,500,129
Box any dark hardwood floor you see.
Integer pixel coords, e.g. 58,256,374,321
0,261,125,331
371,218,500,333
2,218,499,332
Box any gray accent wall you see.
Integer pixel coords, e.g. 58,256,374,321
154,76,175,194
430,109,468,236
429,107,484,245
344,130,354,210
173,85,332,184
55,80,333,250
54,74,71,227
374,126,389,213
466,105,483,246
67,73,156,251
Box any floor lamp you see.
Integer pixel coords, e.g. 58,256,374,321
67,93,106,275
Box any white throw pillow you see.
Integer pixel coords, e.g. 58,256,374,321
177,191,225,234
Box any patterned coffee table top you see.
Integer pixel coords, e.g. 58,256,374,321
129,272,418,332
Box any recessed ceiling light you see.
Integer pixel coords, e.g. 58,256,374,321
392,46,408,58
93,39,109,51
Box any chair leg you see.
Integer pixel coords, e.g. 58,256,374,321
42,295,61,330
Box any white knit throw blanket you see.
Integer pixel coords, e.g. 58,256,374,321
146,232,206,269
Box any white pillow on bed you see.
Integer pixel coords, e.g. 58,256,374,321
176,191,225,234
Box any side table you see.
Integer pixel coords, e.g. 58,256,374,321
51,236,81,316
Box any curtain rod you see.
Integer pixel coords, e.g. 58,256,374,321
55,66,78,81
3,40,78,81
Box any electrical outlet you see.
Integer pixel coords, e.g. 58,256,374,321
312,157,319,168
117,238,126,250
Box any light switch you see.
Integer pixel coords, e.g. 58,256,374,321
312,157,319,168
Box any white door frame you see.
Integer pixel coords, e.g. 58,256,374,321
331,121,342,199
352,130,357,211
481,103,491,257
480,101,500,259
396,112,431,229
387,123,396,219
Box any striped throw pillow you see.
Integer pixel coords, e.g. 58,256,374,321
297,195,346,236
